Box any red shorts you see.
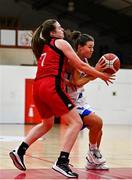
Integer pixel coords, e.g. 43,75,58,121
33,76,75,118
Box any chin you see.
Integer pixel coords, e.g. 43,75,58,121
86,55,91,59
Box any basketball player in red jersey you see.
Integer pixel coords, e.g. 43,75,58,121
9,19,114,178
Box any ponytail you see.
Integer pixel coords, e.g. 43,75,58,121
31,19,57,59
31,25,45,59
64,30,82,49
72,31,94,51
71,31,81,41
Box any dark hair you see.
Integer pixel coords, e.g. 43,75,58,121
31,19,57,59
64,28,73,44
65,30,94,51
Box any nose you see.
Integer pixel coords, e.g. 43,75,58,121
91,49,94,53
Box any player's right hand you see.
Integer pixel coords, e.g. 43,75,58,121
100,72,116,86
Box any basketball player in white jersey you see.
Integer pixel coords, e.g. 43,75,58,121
64,31,111,170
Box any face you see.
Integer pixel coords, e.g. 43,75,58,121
78,41,94,59
50,21,64,39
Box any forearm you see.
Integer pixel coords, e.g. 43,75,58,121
57,40,105,80
73,76,96,87
79,62,104,79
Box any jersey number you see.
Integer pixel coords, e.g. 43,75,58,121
40,53,47,67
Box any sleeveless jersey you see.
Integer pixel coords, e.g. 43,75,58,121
65,58,88,105
65,58,94,119
35,38,66,80
33,38,75,118
64,58,95,130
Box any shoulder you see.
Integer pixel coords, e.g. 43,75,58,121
55,39,72,54
55,39,70,47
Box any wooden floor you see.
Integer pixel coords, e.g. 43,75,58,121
0,123,132,179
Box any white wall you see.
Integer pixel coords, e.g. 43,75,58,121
0,65,36,124
84,69,132,125
0,65,132,125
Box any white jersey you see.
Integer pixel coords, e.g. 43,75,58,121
65,58,94,116
65,68,85,105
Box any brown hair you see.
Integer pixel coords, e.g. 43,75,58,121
31,19,57,59
65,30,94,51
72,31,94,50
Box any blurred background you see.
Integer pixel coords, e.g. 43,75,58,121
0,0,132,66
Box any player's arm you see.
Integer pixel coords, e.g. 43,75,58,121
72,69,95,87
55,39,114,84
62,77,77,91
62,61,77,91
71,56,107,87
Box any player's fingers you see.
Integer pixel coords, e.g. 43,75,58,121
98,58,105,64
101,65,107,70
110,77,116,80
104,80,109,86
105,79,114,85
99,61,106,68
104,73,116,77
112,74,116,77
108,79,114,84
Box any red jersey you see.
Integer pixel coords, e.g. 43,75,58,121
35,38,66,80
33,38,75,118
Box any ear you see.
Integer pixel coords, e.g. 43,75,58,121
50,31,55,37
78,44,82,50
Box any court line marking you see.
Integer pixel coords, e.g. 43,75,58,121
0,135,42,142
1,147,131,179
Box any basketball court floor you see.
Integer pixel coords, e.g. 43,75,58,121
0,123,132,179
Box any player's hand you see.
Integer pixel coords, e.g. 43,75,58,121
95,58,106,72
102,73,116,86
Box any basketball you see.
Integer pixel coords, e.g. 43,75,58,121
100,53,120,74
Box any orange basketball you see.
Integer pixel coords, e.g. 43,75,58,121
100,53,120,74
